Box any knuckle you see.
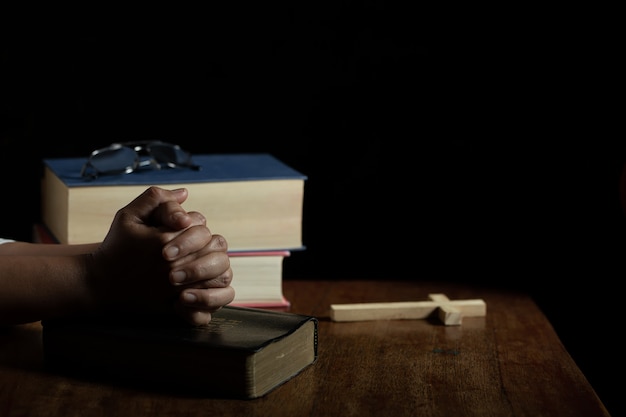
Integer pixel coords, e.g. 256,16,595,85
210,234,228,251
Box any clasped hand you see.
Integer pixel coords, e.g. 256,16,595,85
91,187,235,326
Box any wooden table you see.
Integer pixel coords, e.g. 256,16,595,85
0,279,610,417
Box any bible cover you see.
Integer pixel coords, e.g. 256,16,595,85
42,306,318,399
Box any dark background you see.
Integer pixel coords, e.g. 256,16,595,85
1,6,622,415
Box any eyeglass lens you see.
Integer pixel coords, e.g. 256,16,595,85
89,146,138,175
148,143,192,165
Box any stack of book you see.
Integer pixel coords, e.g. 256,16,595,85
38,153,307,310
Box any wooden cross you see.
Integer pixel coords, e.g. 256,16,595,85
330,293,486,326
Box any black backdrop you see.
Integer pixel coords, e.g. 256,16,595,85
1,6,623,415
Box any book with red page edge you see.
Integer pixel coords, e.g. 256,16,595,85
33,224,292,310
229,298,291,311
32,223,58,244
228,250,291,310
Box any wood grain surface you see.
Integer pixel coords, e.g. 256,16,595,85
0,279,610,417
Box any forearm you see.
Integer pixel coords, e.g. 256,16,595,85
0,253,95,325
0,241,100,256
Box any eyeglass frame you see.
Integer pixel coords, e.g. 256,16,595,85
80,140,200,178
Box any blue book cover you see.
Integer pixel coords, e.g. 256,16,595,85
44,153,307,187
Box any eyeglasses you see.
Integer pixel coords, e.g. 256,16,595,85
80,141,201,178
